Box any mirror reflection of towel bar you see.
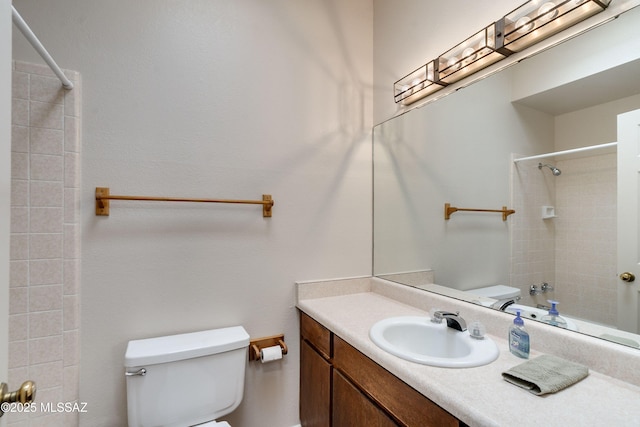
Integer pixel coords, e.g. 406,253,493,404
444,203,515,221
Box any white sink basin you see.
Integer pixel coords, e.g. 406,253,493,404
369,316,499,368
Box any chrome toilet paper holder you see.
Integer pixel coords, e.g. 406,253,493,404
249,334,288,361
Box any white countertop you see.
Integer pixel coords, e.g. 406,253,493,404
296,277,640,427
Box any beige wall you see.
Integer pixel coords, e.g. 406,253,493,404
11,1,373,426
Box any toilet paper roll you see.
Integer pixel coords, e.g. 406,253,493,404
260,345,283,363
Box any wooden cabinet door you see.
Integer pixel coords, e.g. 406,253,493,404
300,340,331,427
333,336,459,427
333,370,398,427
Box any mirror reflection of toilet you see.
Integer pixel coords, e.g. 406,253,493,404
124,326,250,427
468,285,522,309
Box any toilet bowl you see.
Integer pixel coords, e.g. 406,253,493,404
125,326,249,427
468,285,521,308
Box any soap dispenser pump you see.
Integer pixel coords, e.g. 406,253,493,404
509,310,530,359
541,300,568,328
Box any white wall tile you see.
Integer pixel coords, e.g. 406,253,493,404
11,207,28,233
29,311,63,338
12,71,29,100
30,127,64,155
30,181,64,207
29,285,63,312
11,153,29,180
30,154,63,181
30,208,64,233
11,125,29,153
10,234,29,260
12,99,28,126
9,261,28,288
11,179,29,206
29,336,63,365
29,101,63,130
9,62,82,427
9,314,28,341
29,75,65,105
30,259,63,286
64,116,79,153
29,234,63,259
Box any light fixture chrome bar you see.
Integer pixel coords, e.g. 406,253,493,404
513,142,617,162
394,0,613,106
498,0,612,54
437,24,508,85
12,6,73,90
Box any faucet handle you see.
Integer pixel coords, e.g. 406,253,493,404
469,321,486,340
430,308,443,323
430,310,461,323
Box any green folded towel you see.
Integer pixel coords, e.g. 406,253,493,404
502,355,589,395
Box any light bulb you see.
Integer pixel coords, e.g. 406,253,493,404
462,47,477,62
447,56,460,71
410,78,423,93
516,16,534,33
538,2,559,21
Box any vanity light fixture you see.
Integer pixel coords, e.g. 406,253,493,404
437,24,508,85
394,0,612,105
394,61,446,105
497,0,613,53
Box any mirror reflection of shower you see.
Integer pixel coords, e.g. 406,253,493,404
538,162,561,176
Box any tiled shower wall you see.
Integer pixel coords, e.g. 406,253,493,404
8,61,81,427
511,153,616,326
555,154,617,325
510,159,557,306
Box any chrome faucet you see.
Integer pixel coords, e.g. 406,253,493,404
530,282,555,296
431,311,467,332
498,299,516,311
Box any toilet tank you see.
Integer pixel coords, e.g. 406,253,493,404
125,326,250,427
468,285,522,306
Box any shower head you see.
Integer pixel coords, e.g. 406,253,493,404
538,163,561,176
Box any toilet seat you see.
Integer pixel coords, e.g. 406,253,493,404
197,422,231,427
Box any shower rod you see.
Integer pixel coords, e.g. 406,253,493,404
12,6,74,90
513,142,616,163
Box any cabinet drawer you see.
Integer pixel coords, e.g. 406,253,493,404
300,312,332,359
333,335,458,427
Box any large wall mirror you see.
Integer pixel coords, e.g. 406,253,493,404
373,5,640,348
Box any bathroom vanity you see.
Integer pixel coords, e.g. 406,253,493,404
300,312,462,427
297,277,640,427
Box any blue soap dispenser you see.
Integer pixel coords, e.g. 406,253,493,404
509,310,530,359
541,300,568,328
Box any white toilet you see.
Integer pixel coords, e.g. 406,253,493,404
124,326,250,427
468,285,521,308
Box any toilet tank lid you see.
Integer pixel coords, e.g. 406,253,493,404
468,285,521,299
125,326,250,367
